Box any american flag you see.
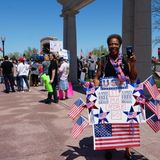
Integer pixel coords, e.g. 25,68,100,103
85,101,95,109
71,116,89,139
86,87,95,95
80,49,83,57
143,75,160,100
83,81,90,88
128,112,138,119
124,106,141,123
134,95,146,105
134,82,144,91
146,114,160,133
145,98,160,119
133,82,144,95
68,98,86,120
93,123,140,150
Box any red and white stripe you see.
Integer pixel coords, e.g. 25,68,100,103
94,123,140,150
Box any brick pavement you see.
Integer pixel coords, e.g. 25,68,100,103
0,84,159,160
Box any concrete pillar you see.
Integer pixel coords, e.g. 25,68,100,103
122,0,152,81
57,0,94,83
62,11,78,83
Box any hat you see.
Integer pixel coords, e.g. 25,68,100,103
18,57,24,62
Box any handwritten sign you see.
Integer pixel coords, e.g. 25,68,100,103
88,77,146,124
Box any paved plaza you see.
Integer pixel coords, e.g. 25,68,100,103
0,84,159,160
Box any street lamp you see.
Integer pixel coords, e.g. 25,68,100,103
1,36,6,58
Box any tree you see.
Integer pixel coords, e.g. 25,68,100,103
92,45,108,57
23,47,39,59
8,52,21,59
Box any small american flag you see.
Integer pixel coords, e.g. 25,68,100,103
128,112,138,119
146,114,160,133
134,95,146,105
146,98,160,119
83,81,90,88
86,101,95,109
86,87,95,95
68,98,86,120
144,75,160,100
133,82,144,93
93,123,140,150
71,116,89,139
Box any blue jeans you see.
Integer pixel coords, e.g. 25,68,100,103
19,75,30,90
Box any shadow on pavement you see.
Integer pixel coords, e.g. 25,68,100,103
61,136,111,160
73,84,85,94
61,136,149,160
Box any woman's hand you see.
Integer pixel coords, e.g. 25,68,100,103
93,79,100,87
128,54,136,63
50,80,53,84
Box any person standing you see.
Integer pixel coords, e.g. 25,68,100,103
45,53,58,104
42,54,50,75
12,59,18,87
17,57,30,91
30,59,39,87
88,55,96,80
58,57,70,100
94,34,137,160
1,56,15,93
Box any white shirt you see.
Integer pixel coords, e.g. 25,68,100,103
59,61,69,80
17,62,30,76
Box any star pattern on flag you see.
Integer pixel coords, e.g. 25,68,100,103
85,100,98,109
133,82,144,95
94,107,109,124
133,95,147,106
123,106,141,122
86,87,98,104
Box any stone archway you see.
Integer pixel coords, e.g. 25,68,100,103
57,0,151,83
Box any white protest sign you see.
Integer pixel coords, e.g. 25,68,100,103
88,77,146,124
59,49,69,60
50,40,63,52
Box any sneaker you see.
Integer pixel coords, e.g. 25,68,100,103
44,99,52,104
5,91,9,94
53,100,58,103
39,99,49,103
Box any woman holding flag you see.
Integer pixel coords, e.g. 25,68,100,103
94,34,137,160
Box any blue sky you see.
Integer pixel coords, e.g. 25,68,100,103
0,0,157,57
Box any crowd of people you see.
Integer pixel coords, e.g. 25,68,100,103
0,53,70,104
77,54,98,82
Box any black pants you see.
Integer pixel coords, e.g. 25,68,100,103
47,84,58,102
31,74,39,86
3,74,15,92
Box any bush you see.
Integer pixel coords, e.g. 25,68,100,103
155,79,160,88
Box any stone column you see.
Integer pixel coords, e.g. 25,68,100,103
62,11,78,83
122,0,152,81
